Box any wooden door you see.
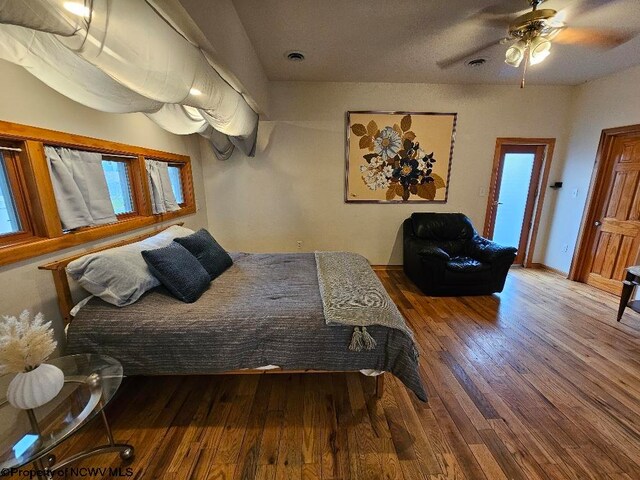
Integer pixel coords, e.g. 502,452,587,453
484,143,546,265
575,127,640,295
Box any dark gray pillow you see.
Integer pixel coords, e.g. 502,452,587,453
141,242,210,303
174,229,233,280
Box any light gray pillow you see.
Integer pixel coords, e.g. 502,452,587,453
66,225,194,306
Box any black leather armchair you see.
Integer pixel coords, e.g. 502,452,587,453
403,213,517,296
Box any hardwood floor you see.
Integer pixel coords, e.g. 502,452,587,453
52,268,640,479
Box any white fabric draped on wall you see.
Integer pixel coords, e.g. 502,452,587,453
44,146,117,230
0,0,258,158
145,160,180,214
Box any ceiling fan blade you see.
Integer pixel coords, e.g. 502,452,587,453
474,14,519,29
569,0,620,18
467,1,528,29
437,38,508,69
553,27,636,48
473,0,530,17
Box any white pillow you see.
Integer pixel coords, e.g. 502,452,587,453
67,225,194,306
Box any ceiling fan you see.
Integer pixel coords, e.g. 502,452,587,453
438,0,636,87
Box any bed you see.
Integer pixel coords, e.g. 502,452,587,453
40,227,427,401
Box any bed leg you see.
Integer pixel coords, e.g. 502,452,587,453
375,374,385,399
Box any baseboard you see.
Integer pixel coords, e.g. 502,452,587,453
374,263,569,277
530,263,569,277
371,265,403,271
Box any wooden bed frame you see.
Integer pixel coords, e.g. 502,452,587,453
39,224,384,398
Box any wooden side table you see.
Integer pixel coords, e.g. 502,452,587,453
618,266,640,321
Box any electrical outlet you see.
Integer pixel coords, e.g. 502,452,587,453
296,240,303,249
562,244,569,253
478,186,488,197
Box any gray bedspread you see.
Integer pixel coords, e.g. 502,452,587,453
66,252,427,401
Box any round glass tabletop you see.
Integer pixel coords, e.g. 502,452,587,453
0,354,123,470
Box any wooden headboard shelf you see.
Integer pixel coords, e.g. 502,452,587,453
39,223,184,325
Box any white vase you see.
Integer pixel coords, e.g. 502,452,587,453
7,364,65,410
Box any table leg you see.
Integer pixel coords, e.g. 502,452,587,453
26,409,52,480
101,408,115,446
100,407,134,460
618,272,635,321
45,402,134,473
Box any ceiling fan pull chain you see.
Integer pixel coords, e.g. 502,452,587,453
520,45,530,89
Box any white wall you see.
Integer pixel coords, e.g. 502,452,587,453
0,60,209,349
540,65,640,274
203,81,574,265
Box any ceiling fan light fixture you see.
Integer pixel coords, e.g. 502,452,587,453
505,40,527,67
529,36,552,65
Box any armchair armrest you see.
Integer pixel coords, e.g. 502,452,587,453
404,234,450,261
468,236,517,263
417,244,451,261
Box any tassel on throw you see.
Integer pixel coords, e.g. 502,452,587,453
361,326,377,350
349,326,377,351
349,326,363,351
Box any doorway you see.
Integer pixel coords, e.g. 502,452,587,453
570,124,640,295
484,138,555,266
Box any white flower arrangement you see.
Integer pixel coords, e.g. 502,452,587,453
0,310,57,375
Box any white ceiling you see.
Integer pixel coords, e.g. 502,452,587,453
227,0,640,85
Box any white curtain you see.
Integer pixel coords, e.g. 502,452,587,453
44,146,117,230
0,0,83,36
145,160,180,214
0,25,163,113
146,104,209,135
0,0,259,157
201,126,236,161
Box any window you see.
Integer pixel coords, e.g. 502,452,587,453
0,119,196,267
0,153,21,235
168,165,184,204
0,147,32,243
102,158,134,215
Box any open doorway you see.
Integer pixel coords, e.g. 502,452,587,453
483,138,556,266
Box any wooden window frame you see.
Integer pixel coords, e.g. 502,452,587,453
0,120,197,266
0,143,35,244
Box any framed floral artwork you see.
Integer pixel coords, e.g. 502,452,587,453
345,111,457,203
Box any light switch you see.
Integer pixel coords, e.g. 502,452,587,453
478,186,488,197
571,188,578,199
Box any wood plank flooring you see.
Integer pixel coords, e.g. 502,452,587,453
51,268,640,479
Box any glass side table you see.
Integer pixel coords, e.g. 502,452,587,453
0,354,134,479
618,265,640,321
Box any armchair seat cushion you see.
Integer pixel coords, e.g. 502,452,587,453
444,265,493,285
446,256,490,272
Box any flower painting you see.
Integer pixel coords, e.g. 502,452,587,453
346,111,456,202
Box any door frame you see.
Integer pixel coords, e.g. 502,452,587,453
569,124,640,281
483,138,556,267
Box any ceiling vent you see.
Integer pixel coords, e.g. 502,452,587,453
285,51,305,62
466,58,487,67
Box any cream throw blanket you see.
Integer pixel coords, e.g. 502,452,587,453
315,251,416,352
